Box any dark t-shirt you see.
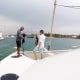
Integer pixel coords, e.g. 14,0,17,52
16,30,22,41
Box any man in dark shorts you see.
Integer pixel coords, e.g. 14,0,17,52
16,26,24,57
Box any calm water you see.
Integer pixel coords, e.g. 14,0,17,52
0,37,80,61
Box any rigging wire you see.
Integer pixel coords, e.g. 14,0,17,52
55,4,80,9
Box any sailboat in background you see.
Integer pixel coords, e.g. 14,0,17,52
0,32,4,40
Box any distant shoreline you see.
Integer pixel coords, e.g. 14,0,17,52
8,33,80,39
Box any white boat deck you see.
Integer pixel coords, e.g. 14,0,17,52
0,51,55,79
0,52,36,77
0,49,78,80
18,48,80,80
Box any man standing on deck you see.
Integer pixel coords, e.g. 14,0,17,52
33,30,46,60
16,26,24,57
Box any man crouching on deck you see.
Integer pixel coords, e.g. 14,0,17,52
16,26,24,57
33,30,46,60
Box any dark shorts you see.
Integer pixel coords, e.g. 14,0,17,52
16,41,21,48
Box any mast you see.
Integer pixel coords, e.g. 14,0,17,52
50,0,57,37
48,0,57,50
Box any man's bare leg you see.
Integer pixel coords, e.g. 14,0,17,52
41,54,43,59
17,47,21,57
33,51,37,60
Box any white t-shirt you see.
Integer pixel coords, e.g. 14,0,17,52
37,34,46,48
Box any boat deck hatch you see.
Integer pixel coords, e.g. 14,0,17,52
0,73,19,80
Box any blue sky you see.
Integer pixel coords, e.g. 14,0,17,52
0,0,80,35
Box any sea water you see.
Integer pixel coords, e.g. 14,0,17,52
0,37,80,61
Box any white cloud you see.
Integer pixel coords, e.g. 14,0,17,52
53,25,80,35
0,15,46,34
0,15,31,34
0,0,80,34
